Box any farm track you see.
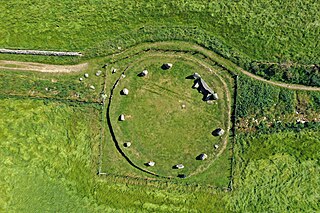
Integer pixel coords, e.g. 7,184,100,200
1,41,320,91
152,42,320,91
0,60,88,73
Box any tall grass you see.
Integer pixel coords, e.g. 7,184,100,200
229,129,320,212
1,0,319,65
0,98,229,212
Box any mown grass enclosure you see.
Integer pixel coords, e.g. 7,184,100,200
108,54,230,186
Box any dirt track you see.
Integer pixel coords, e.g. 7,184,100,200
143,41,320,91
0,60,88,73
1,41,320,91
239,69,320,91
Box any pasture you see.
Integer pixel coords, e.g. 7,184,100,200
1,1,320,86
0,4,320,208
0,98,228,212
1,0,319,64
230,128,320,212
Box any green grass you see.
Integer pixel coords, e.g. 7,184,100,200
0,98,101,211
1,1,320,88
0,65,105,102
107,53,230,186
1,0,319,65
1,34,320,211
236,74,320,131
229,128,320,212
0,98,229,212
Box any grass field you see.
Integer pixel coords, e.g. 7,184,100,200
236,74,320,132
1,0,319,65
0,98,101,211
1,7,320,209
0,98,230,212
0,63,104,102
230,127,320,212
1,97,319,212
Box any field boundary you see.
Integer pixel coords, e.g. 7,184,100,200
86,26,320,88
2,41,320,91
109,41,320,91
0,93,100,106
228,75,238,191
99,172,225,192
0,48,82,56
100,47,232,187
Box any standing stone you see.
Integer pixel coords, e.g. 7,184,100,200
122,88,129,95
119,114,125,121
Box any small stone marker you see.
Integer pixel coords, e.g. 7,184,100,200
119,114,125,121
79,77,83,81
122,88,129,95
121,74,126,78
174,164,184,169
89,85,95,90
96,70,102,76
147,161,155,167
181,104,186,109
198,153,207,160
124,142,131,147
214,144,219,149
112,68,117,74
212,128,225,136
84,73,89,78
141,70,148,77
162,63,173,70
